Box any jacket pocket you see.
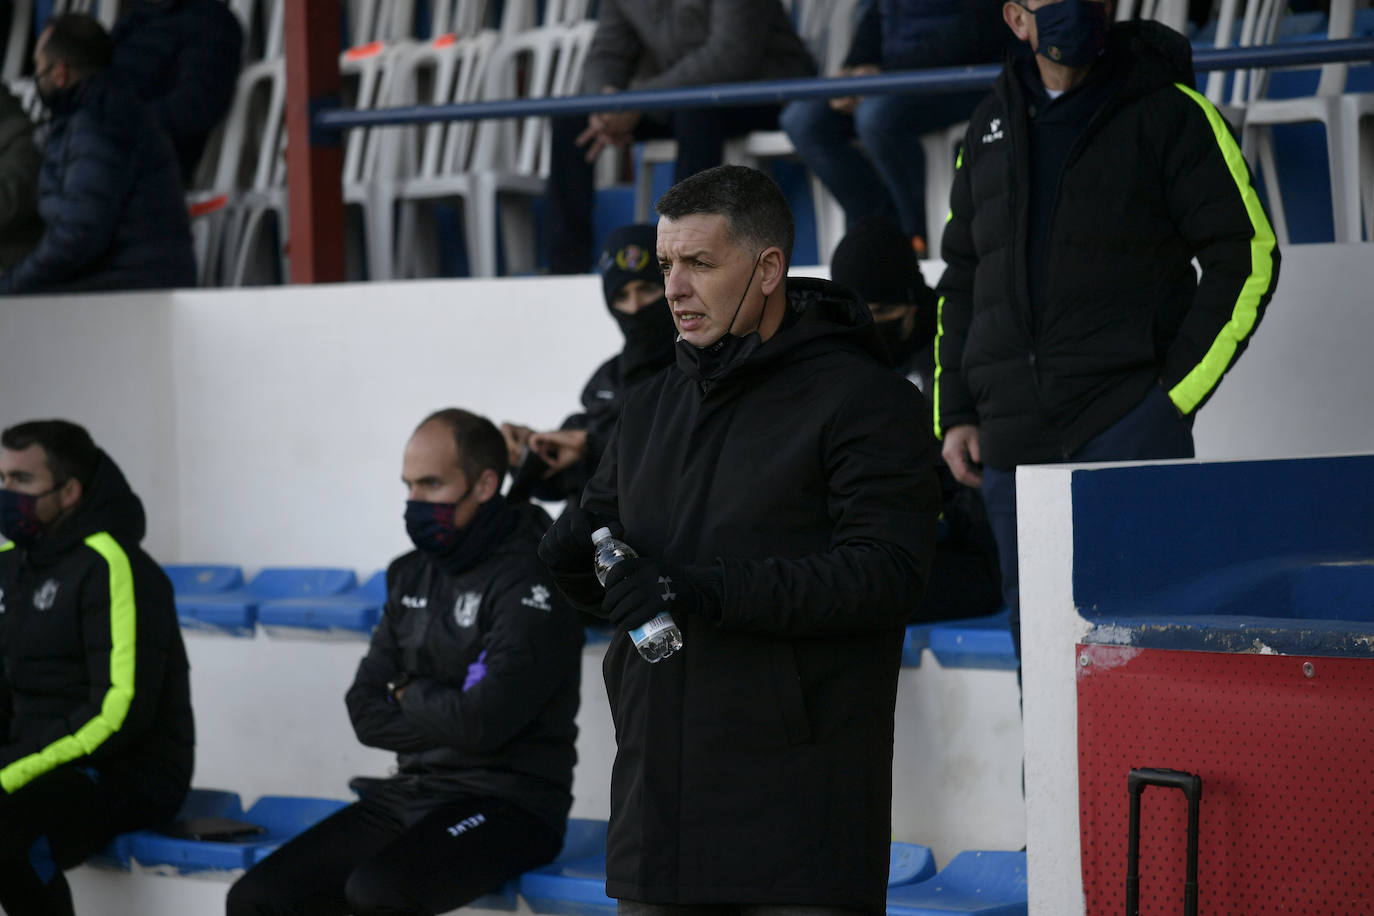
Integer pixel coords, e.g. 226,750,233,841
767,642,812,746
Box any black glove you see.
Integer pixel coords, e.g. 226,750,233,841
538,505,613,573
602,557,701,632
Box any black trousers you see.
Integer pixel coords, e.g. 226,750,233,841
545,103,781,274
0,762,177,916
225,789,562,916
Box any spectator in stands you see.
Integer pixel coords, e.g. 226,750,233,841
0,419,194,916
0,14,196,294
781,0,1006,254
831,218,1002,623
227,409,584,916
539,166,940,913
0,88,42,269
545,0,815,274
502,223,675,504
934,1,1280,655
110,0,244,185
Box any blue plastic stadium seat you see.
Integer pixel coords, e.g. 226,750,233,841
244,795,352,864
889,842,938,887
162,564,244,594
163,564,258,636
885,850,1027,916
258,569,384,638
928,611,1019,671
123,788,258,873
169,566,359,638
902,624,935,668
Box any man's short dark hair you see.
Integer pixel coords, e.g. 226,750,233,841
419,408,510,480
656,165,795,267
1,419,101,489
42,14,113,75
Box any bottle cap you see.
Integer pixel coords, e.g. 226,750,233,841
591,526,612,543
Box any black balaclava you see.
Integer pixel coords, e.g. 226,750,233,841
598,223,676,382
830,217,938,369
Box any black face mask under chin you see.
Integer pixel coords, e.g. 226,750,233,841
675,253,765,381
615,296,678,382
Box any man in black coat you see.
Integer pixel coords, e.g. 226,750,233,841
0,419,194,916
111,0,243,184
541,166,941,913
228,409,584,916
934,0,1280,655
0,14,196,294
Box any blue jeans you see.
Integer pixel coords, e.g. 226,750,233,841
780,90,983,239
980,384,1196,658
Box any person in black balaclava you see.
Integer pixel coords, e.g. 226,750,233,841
831,217,1003,624
227,408,583,916
829,216,939,391
501,223,676,504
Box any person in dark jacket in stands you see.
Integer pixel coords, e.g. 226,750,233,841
502,223,676,504
781,0,1006,253
0,13,196,294
540,166,941,913
110,0,244,185
0,87,43,269
831,218,1002,624
0,419,194,916
935,0,1281,656
227,409,584,916
545,0,815,274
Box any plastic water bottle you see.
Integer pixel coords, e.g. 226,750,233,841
591,527,684,663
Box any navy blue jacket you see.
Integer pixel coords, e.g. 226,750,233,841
844,0,1006,71
0,71,196,294
111,0,243,183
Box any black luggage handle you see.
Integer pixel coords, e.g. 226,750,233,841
1126,767,1202,916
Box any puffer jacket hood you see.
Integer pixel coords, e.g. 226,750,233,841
32,450,146,562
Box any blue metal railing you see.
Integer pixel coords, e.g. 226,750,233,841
314,37,1374,132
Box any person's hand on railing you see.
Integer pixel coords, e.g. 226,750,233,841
829,64,880,115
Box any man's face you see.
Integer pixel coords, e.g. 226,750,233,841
870,303,918,339
610,278,665,316
401,421,480,528
657,213,763,348
32,29,68,97
1004,0,1108,51
0,444,76,524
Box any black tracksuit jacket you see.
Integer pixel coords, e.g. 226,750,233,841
345,503,584,835
934,22,1280,470
564,279,941,910
0,453,193,812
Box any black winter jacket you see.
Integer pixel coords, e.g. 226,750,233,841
0,88,41,269
345,503,583,835
0,453,193,813
933,23,1280,470
0,71,196,294
844,0,1006,71
569,279,941,910
111,0,244,183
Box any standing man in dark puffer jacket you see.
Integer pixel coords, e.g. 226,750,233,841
0,419,194,916
111,0,243,185
782,0,1006,255
0,13,196,294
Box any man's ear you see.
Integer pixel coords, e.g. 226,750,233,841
57,476,83,513
473,468,503,503
758,246,786,298
1003,2,1033,43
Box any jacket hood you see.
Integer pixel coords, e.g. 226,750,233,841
676,277,890,384
35,449,147,558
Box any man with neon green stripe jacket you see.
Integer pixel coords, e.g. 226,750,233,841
933,2,1280,657
0,419,193,915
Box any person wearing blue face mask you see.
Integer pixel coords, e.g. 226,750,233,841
227,409,584,916
0,419,193,916
933,0,1280,661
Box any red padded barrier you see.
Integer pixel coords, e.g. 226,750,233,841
1076,644,1374,914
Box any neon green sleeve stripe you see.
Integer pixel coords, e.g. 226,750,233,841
1166,83,1277,415
0,533,137,793
933,294,947,439
0,542,13,552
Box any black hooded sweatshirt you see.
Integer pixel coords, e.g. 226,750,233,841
934,22,1280,470
0,452,193,813
564,278,942,910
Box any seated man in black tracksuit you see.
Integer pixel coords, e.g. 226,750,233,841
830,218,1002,623
227,409,584,916
0,419,194,916
501,223,677,506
